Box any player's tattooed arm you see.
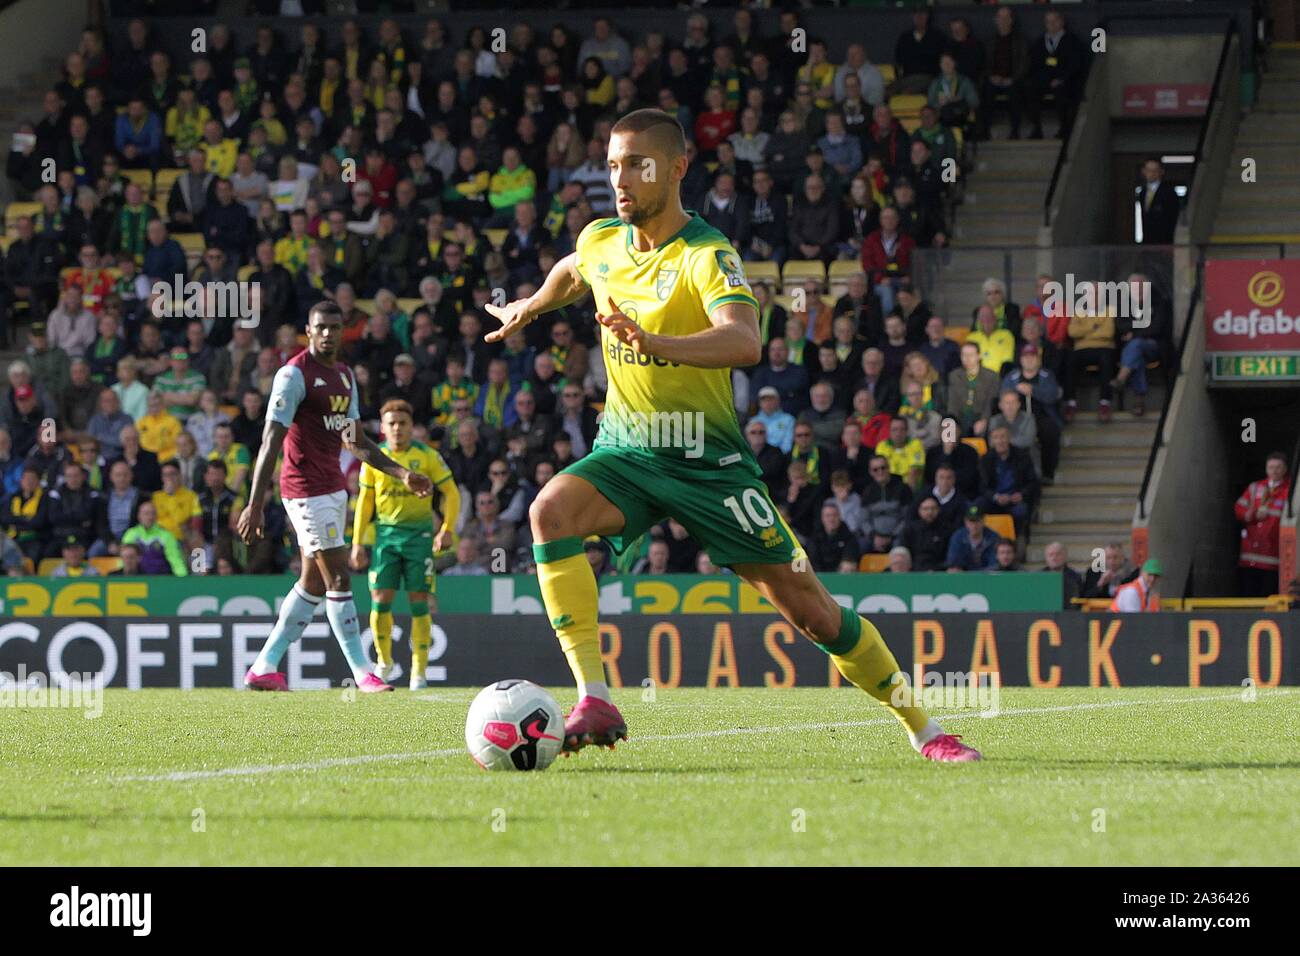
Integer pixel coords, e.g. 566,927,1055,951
236,419,288,543
483,252,588,342
599,298,762,369
346,429,433,497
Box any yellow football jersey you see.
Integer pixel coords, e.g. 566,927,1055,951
152,487,200,540
358,440,454,529
574,213,758,471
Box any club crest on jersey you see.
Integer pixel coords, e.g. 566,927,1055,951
655,267,679,301
313,377,326,387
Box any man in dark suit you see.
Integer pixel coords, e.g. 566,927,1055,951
1025,9,1087,140
1137,158,1180,245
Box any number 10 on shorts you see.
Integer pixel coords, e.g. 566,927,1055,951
723,490,775,535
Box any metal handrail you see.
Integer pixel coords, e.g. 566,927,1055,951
1137,254,1203,520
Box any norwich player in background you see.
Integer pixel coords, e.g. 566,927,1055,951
485,109,981,762
351,399,460,690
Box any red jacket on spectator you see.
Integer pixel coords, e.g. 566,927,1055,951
694,110,736,154
1234,477,1291,570
359,160,398,209
861,230,915,286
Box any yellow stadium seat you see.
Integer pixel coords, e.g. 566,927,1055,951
177,233,205,256
899,117,921,134
237,264,257,281
828,260,863,284
858,553,891,573
219,404,239,419
5,201,42,233
781,259,826,289
889,94,928,119
945,326,969,345
37,558,63,576
396,298,423,315
122,168,154,192
354,298,376,315
984,513,1015,541
745,260,780,290
483,228,507,249
90,556,123,575
774,294,796,312
821,294,839,309
153,167,183,200
962,436,987,457
877,64,896,85
0,235,13,252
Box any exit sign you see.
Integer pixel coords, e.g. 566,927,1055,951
1212,353,1300,382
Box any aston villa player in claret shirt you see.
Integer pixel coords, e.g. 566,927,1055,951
237,302,433,691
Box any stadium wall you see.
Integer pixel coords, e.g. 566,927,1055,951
1184,34,1242,245
0,0,85,90
1047,50,1112,244
0,613,1291,689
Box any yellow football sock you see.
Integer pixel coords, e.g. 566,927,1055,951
534,538,606,694
370,603,393,667
822,607,931,738
409,601,431,677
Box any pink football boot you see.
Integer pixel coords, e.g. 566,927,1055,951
921,734,983,762
356,672,395,693
562,696,628,754
244,669,290,692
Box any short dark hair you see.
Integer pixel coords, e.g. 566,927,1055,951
308,300,343,325
610,108,686,159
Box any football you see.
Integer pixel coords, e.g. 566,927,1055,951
465,680,565,771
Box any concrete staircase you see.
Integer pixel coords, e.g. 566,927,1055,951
1215,46,1300,237
1028,407,1160,566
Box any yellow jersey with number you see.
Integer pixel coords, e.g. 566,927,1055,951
574,213,758,471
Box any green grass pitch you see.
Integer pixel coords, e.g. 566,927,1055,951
2,686,1296,866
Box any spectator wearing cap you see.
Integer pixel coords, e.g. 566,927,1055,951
155,348,206,419
2,464,48,563
1001,342,1061,483
1234,451,1292,597
1110,559,1162,612
381,353,433,426
1043,541,1085,608
2,378,45,458
810,499,861,573
751,339,810,419
946,504,1001,571
50,535,98,576
896,494,949,572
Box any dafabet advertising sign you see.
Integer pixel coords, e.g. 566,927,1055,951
1205,259,1300,382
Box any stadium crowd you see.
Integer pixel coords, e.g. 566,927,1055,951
0,7,1181,590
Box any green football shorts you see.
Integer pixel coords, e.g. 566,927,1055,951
368,524,435,593
562,446,803,567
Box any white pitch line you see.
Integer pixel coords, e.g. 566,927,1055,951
110,689,1294,784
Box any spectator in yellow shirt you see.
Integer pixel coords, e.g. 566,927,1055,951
200,120,238,178
797,39,838,110
137,389,181,464
968,305,1017,376
208,422,252,494
875,416,926,489
151,459,201,546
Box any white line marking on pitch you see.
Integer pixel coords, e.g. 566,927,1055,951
110,689,1293,783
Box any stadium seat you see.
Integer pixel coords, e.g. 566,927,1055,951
484,228,507,249
122,168,154,193
984,513,1015,541
177,233,205,256
828,260,863,285
37,558,62,576
858,554,891,573
945,326,969,345
889,94,927,121
962,436,987,457
354,298,376,315
899,117,921,135
774,294,796,312
237,264,257,281
90,556,122,575
397,298,423,315
5,201,42,234
153,167,182,201
219,404,239,419
877,64,896,85
745,260,780,290
21,557,33,575
0,235,12,252
781,259,826,289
